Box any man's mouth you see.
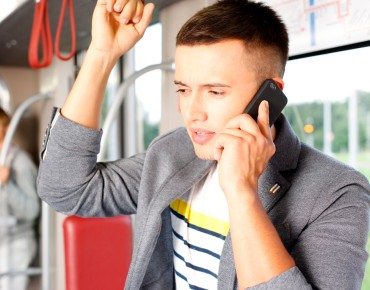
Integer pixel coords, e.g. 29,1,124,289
190,128,216,145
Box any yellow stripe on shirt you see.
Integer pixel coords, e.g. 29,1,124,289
170,198,229,237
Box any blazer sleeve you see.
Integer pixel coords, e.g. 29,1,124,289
290,171,370,290
37,108,145,217
248,170,369,290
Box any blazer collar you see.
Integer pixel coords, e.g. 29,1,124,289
258,114,301,211
155,154,214,212
270,114,301,172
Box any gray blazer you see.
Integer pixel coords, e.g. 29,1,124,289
37,109,370,290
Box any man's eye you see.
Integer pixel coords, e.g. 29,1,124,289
210,90,224,96
176,89,189,95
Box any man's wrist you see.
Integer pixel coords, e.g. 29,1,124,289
225,186,261,212
85,46,118,74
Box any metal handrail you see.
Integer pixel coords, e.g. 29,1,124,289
98,61,175,161
0,93,51,165
0,267,43,278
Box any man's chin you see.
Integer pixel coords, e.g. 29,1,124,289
193,146,215,161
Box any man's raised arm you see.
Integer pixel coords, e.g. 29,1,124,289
61,0,155,129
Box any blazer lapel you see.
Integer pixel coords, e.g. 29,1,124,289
257,164,291,212
259,114,301,212
154,156,215,212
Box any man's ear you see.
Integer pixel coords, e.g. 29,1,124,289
272,77,284,90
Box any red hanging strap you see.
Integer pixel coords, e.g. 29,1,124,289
54,0,76,61
28,0,53,69
28,0,76,68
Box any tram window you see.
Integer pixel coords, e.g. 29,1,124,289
284,46,370,290
134,23,162,150
97,23,162,160
101,62,121,161
284,46,370,180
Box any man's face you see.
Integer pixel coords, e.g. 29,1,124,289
175,40,259,160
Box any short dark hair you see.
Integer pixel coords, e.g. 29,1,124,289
176,0,289,80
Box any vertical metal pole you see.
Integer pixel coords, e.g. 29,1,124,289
41,202,51,290
366,112,370,150
0,186,10,290
323,100,332,155
348,92,358,168
123,50,138,158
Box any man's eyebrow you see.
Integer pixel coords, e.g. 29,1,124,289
174,80,231,88
174,80,186,86
203,83,231,88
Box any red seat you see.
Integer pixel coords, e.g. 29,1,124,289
63,215,133,290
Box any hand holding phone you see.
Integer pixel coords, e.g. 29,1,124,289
243,79,288,126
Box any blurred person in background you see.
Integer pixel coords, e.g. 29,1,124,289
0,108,39,290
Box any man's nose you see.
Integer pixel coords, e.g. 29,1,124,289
185,93,207,122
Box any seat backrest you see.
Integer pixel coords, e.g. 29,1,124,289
63,215,132,290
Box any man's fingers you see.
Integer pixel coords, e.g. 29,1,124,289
114,0,129,12
102,0,130,13
101,0,146,24
133,0,144,23
117,0,136,24
257,100,272,140
214,148,223,161
224,114,260,139
135,3,155,35
220,101,273,148
213,131,249,160
224,100,271,140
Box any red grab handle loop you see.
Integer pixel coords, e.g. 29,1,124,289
54,0,76,61
28,0,53,69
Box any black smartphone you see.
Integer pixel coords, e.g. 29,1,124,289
243,79,288,126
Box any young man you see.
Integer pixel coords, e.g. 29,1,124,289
37,0,370,289
0,108,39,290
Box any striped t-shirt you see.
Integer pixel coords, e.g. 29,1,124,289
170,164,230,289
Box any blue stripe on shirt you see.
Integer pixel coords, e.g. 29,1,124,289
175,270,208,290
172,228,221,259
170,207,227,240
174,250,218,279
